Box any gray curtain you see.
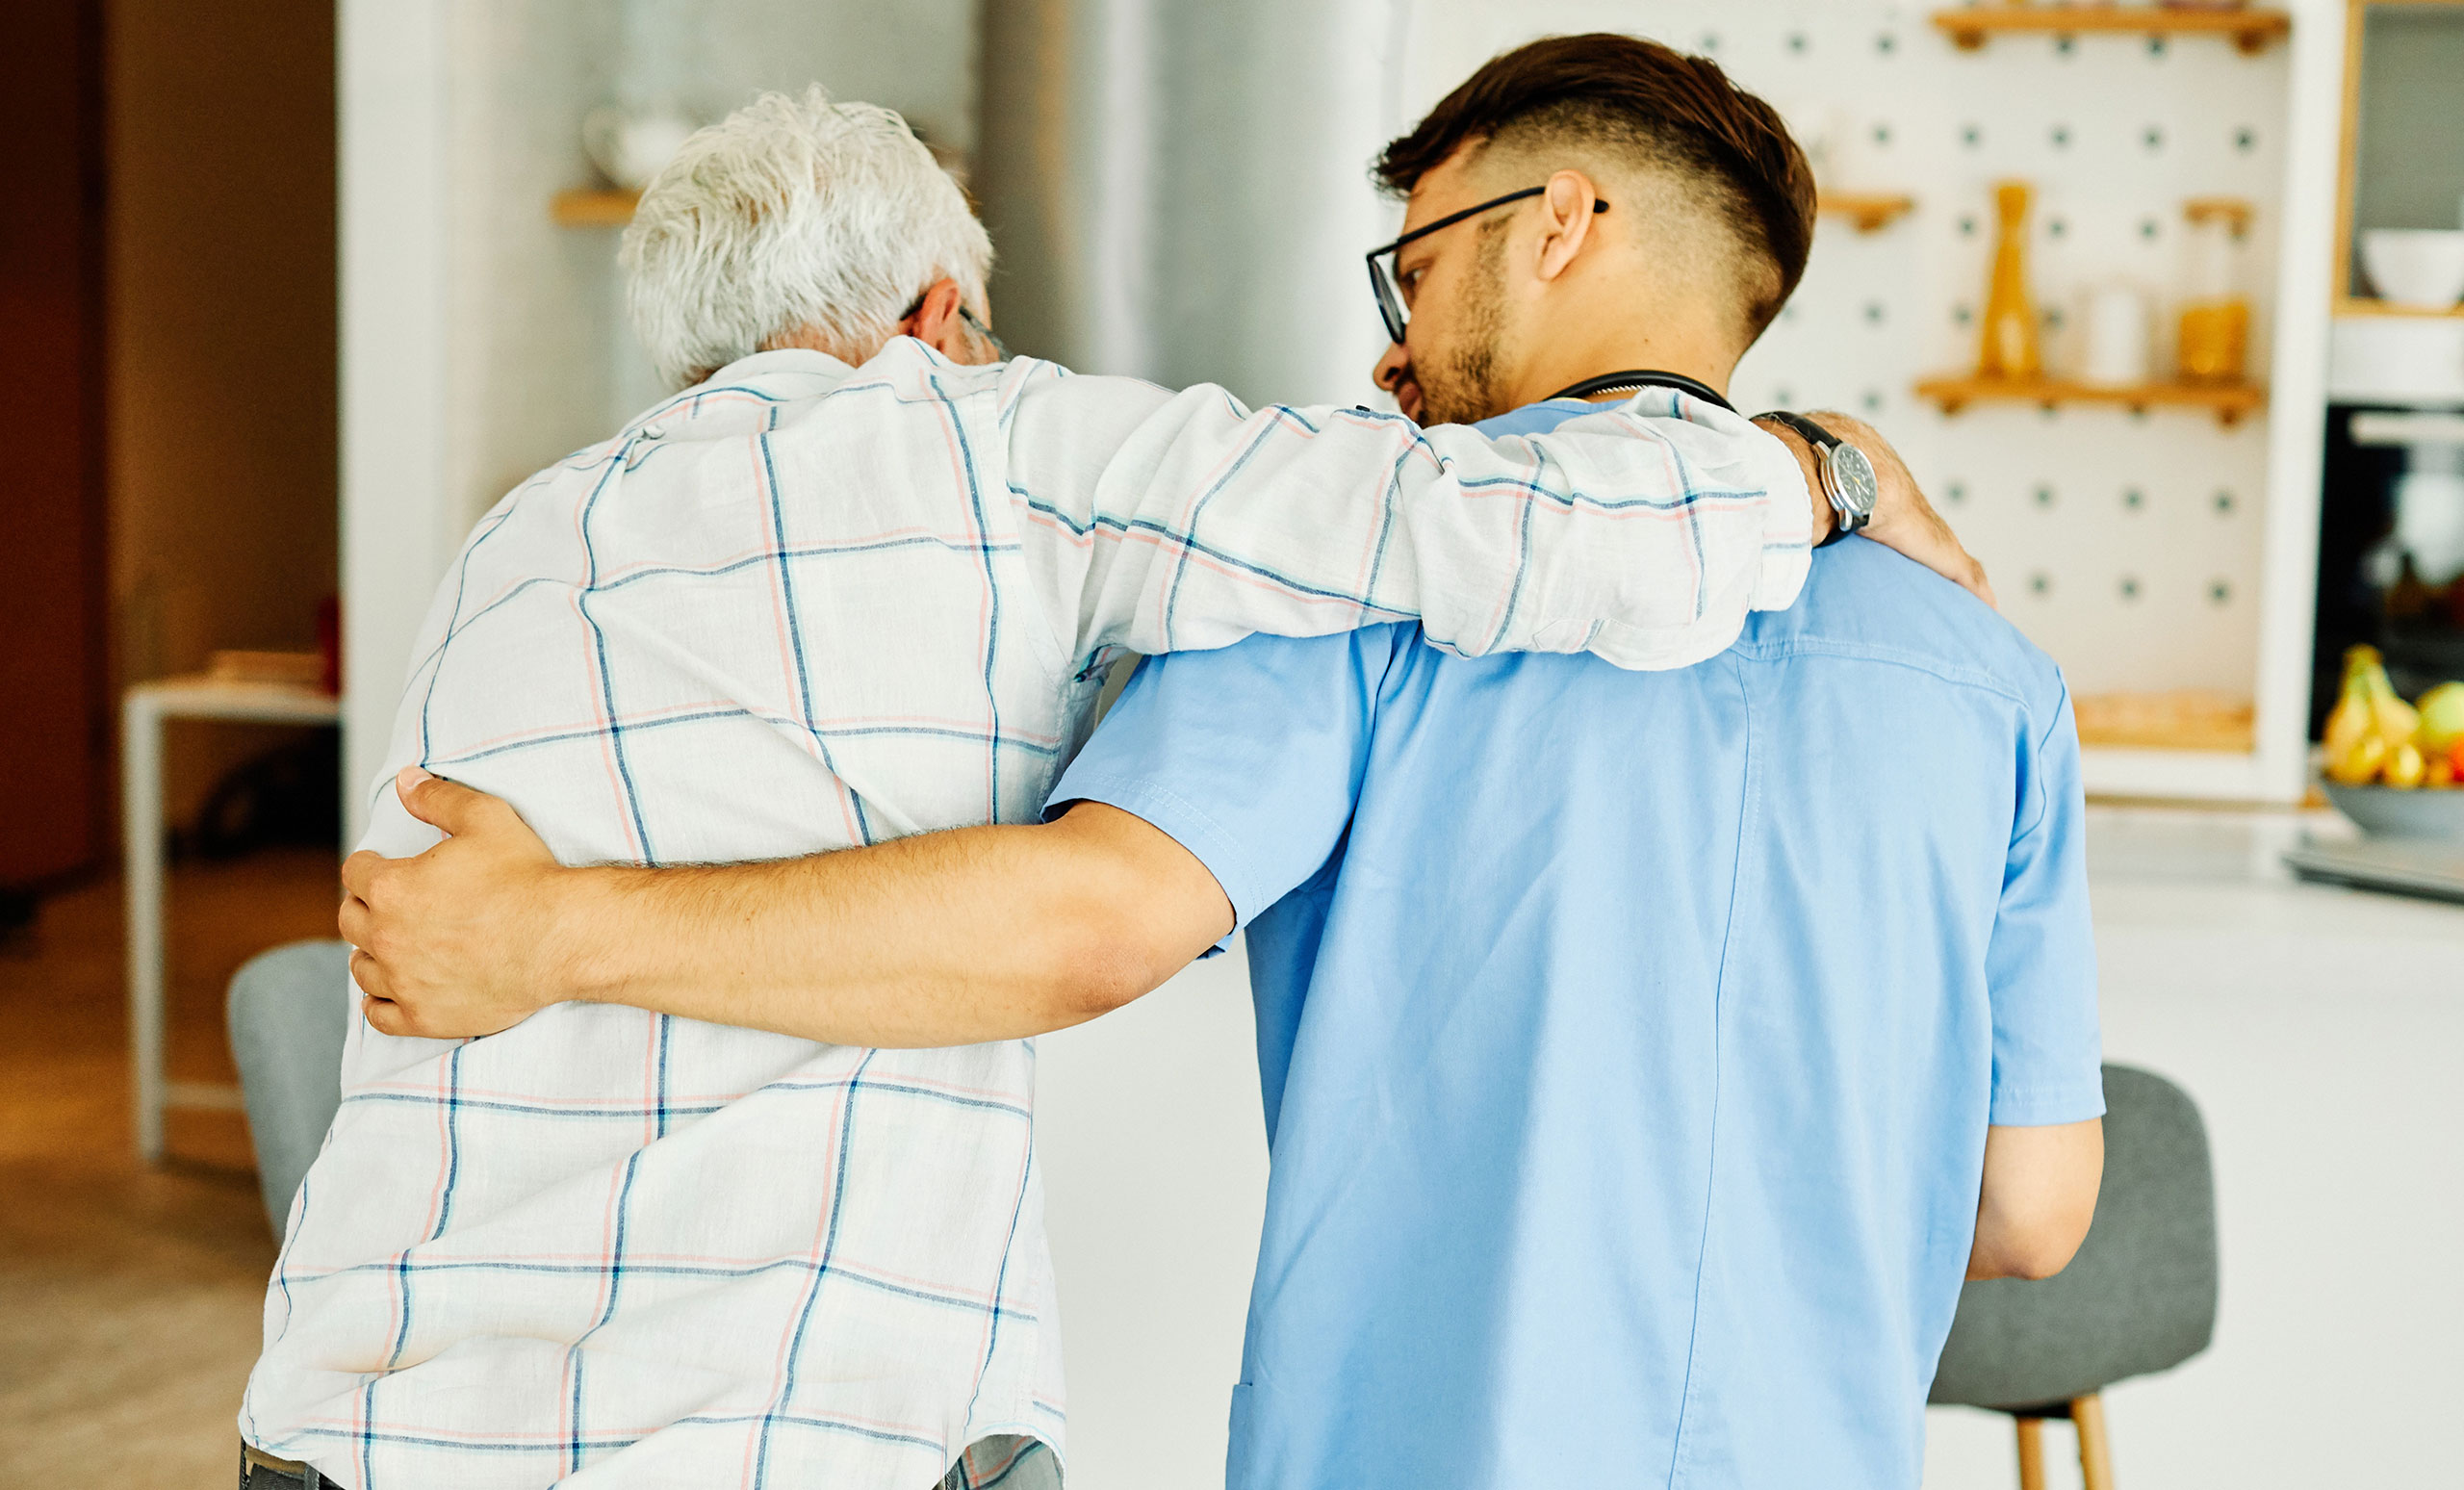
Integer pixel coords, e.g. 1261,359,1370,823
976,0,1413,409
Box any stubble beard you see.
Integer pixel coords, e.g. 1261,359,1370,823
1413,225,1512,427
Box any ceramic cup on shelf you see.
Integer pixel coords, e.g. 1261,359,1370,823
583,106,698,193
2360,229,2464,311
2078,282,2154,388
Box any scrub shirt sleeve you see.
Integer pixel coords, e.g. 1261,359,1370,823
1983,675,2107,1127
1045,625,1404,937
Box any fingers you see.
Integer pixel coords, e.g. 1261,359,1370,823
350,945,394,1003
397,768,552,859
396,767,513,838
340,848,386,900
337,893,371,950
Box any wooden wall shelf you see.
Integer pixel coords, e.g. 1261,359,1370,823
1931,5,2292,54
2336,295,2464,320
2074,689,2257,753
1916,373,2268,424
552,188,640,227
1817,193,1917,233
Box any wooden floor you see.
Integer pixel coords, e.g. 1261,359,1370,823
0,848,338,1486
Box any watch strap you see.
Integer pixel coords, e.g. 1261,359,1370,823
1753,409,1839,452
1754,410,1860,547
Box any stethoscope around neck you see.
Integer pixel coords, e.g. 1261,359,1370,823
1545,370,1734,412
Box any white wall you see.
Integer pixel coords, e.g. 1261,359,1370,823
976,0,1403,404
339,0,457,840
341,0,974,837
1394,0,2343,802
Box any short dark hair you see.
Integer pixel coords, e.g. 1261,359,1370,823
1374,34,1816,337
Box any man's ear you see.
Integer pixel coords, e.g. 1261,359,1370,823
1533,168,1604,284
900,278,977,361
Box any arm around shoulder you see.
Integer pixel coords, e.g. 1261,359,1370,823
346,769,1233,1048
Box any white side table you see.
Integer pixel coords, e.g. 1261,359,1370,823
123,676,343,1162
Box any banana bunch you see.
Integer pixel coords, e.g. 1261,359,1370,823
2325,646,2464,788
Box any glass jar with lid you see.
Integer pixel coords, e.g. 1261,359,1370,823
2178,197,2254,385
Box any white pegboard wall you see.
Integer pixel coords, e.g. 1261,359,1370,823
1398,0,2293,700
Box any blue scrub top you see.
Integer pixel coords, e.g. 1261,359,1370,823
1048,401,2103,1489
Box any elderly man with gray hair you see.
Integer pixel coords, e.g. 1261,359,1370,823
239,86,1973,1490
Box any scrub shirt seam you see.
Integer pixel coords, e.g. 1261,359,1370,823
1664,652,1756,1487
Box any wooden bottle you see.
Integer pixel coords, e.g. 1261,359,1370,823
1978,180,2042,380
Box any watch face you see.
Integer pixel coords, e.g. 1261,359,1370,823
1828,442,1880,518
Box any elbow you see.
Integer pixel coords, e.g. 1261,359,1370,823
1034,899,1172,1028
1974,1228,2089,1283
1969,1195,2099,1282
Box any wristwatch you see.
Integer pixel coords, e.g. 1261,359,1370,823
1757,411,1878,546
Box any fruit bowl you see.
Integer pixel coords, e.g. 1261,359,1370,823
2321,781,2464,840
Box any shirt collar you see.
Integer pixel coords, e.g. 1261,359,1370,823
703,347,856,384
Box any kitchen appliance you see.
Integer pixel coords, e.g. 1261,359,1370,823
2312,406,2464,732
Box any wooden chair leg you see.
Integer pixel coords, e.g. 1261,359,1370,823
2015,1415,2047,1490
2071,1392,2116,1490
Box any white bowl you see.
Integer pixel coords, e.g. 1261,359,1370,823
2360,229,2464,310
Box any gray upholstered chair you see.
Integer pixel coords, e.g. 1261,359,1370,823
226,939,355,1235
1929,1063,2218,1490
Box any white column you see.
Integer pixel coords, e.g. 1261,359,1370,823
2250,0,2349,801
338,0,460,844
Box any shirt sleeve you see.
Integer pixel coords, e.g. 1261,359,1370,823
1983,675,2106,1127
999,364,1812,676
1042,626,1404,936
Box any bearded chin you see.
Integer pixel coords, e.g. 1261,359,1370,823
1417,229,1512,426
1418,340,1505,426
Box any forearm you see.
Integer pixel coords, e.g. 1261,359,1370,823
549,808,1231,1047
1030,376,1814,671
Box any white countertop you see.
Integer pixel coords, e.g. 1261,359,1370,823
2085,802,2464,940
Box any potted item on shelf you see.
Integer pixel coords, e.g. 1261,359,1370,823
2178,198,2254,384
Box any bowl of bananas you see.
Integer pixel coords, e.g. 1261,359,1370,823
2321,646,2464,839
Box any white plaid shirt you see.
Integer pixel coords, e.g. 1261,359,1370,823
242,340,1811,1489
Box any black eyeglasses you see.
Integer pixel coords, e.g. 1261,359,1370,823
1365,187,1609,346
899,292,1010,360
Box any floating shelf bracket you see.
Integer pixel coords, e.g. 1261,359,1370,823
1817,193,1917,233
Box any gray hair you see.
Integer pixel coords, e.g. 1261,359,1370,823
621,87,992,387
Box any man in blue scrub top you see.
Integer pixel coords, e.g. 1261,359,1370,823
349,37,2101,1487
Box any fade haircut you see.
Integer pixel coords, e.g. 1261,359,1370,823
622,87,992,387
1375,34,1816,341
